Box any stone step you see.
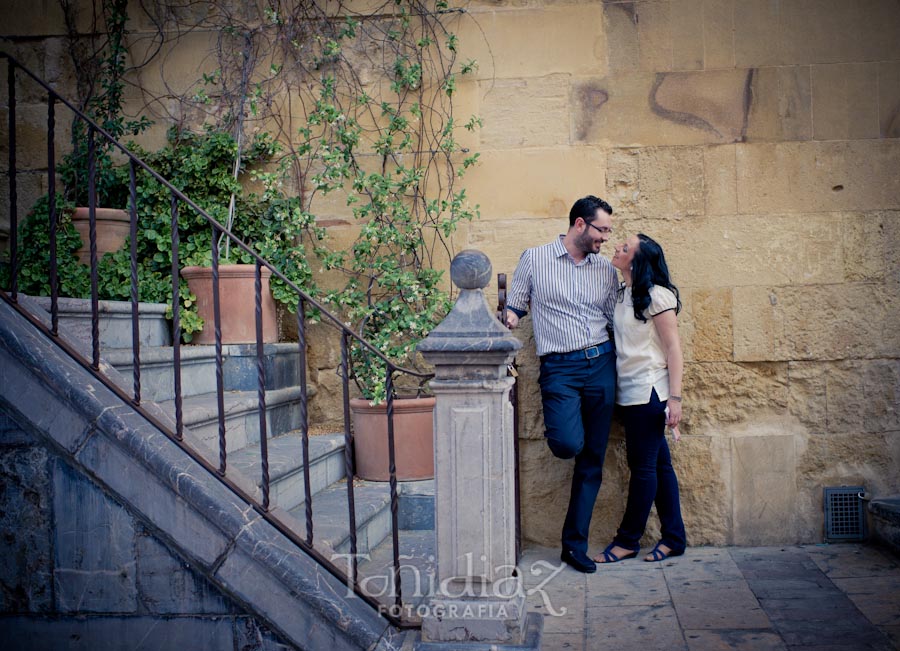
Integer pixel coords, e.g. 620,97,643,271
104,342,306,402
396,479,435,531
28,296,171,348
104,345,223,401
357,529,436,615
228,433,347,512
290,479,397,558
355,484,435,616
164,386,310,457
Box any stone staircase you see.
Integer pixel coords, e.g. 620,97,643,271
25,295,436,599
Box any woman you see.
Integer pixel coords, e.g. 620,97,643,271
594,233,686,563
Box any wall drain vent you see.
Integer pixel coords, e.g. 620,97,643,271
824,486,866,541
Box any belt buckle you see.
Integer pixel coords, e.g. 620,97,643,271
584,346,600,360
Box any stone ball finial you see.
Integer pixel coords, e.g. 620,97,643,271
450,249,492,290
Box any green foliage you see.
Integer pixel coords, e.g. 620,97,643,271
0,194,174,310
0,195,87,297
290,0,482,401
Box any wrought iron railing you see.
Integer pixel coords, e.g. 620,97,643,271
0,52,435,628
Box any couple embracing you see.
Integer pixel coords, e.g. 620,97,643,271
506,195,686,573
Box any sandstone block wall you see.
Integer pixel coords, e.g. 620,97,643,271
2,0,898,548
455,0,900,547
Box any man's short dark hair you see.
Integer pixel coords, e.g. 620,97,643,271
569,195,613,227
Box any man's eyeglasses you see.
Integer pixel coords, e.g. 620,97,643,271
585,221,613,236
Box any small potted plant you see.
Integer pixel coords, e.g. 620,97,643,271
135,127,319,343
176,129,281,345
305,85,478,481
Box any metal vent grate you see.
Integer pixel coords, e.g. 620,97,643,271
824,486,866,541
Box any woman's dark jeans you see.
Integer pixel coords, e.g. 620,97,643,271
613,388,686,554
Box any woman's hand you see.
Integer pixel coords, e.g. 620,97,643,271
669,402,682,442
653,308,684,443
666,399,682,428
664,403,682,442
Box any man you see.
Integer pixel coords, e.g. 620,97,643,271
505,195,618,574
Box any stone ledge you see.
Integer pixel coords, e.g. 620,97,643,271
28,295,171,348
870,496,900,522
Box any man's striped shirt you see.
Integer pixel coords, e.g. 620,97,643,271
507,236,618,357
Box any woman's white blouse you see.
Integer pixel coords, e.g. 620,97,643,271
613,284,678,406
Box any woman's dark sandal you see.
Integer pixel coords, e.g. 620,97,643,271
644,543,680,562
594,543,638,564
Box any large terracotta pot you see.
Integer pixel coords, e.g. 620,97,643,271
350,396,435,481
72,207,130,264
181,264,277,344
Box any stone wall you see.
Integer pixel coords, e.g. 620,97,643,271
1,0,899,549
451,0,900,548
0,414,292,650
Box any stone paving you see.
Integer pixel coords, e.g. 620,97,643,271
520,543,900,651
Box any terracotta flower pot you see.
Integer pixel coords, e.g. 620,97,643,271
72,207,130,264
181,264,277,344
350,396,435,481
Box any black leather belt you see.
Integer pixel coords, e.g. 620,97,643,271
543,340,613,361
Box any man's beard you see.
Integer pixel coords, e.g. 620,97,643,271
577,231,600,255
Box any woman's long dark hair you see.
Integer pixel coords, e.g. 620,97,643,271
630,233,681,323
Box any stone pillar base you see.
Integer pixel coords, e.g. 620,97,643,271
412,612,543,651
421,593,526,643
414,250,541,650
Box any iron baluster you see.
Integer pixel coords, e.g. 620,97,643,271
7,59,17,301
212,226,226,475
170,194,183,440
341,334,359,586
385,369,402,609
297,301,313,545
497,272,507,329
256,260,270,510
47,94,58,335
128,160,141,404
0,288,416,629
87,127,100,370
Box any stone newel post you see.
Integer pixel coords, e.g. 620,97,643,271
416,250,542,649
